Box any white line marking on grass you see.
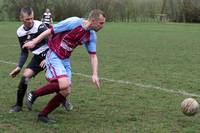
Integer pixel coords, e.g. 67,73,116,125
1,59,200,98
69,72,200,98
0,60,17,65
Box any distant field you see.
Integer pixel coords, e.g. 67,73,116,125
1,22,200,133
0,0,3,8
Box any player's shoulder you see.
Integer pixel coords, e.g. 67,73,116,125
58,17,82,29
33,20,47,31
89,30,97,42
90,30,96,37
67,17,81,21
16,25,25,37
65,17,82,24
33,20,43,27
90,30,96,34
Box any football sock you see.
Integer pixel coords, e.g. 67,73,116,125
34,82,60,97
16,76,28,106
39,93,65,116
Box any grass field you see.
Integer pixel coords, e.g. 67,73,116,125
1,22,200,133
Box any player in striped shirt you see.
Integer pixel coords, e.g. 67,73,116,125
41,8,53,28
9,7,49,113
9,7,72,113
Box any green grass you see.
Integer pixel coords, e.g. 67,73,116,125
1,22,200,132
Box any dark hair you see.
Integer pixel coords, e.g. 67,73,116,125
88,9,105,20
20,7,33,16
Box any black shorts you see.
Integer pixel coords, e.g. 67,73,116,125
26,50,48,76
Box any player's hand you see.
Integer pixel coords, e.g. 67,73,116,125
40,60,46,68
22,40,36,49
92,74,100,89
9,67,21,77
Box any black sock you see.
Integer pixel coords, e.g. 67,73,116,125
16,77,28,106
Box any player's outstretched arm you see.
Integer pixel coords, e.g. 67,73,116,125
23,29,51,49
90,54,100,89
9,49,28,78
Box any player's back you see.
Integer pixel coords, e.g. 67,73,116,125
48,17,96,59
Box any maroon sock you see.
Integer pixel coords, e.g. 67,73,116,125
39,93,65,116
34,82,60,97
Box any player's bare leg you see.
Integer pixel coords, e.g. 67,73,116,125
26,81,73,111
9,69,34,113
37,77,71,123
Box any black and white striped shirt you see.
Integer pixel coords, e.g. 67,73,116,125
16,20,48,68
42,12,52,24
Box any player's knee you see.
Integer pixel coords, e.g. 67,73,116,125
59,81,71,90
58,77,71,95
22,69,34,78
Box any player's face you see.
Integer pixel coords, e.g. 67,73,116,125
91,14,105,32
21,12,34,28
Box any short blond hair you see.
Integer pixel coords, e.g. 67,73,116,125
88,9,105,20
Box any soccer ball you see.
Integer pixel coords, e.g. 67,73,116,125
181,98,199,116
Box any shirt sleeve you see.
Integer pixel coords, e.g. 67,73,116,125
18,50,28,68
17,37,29,68
38,23,48,34
38,23,48,42
51,17,80,34
84,31,97,54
